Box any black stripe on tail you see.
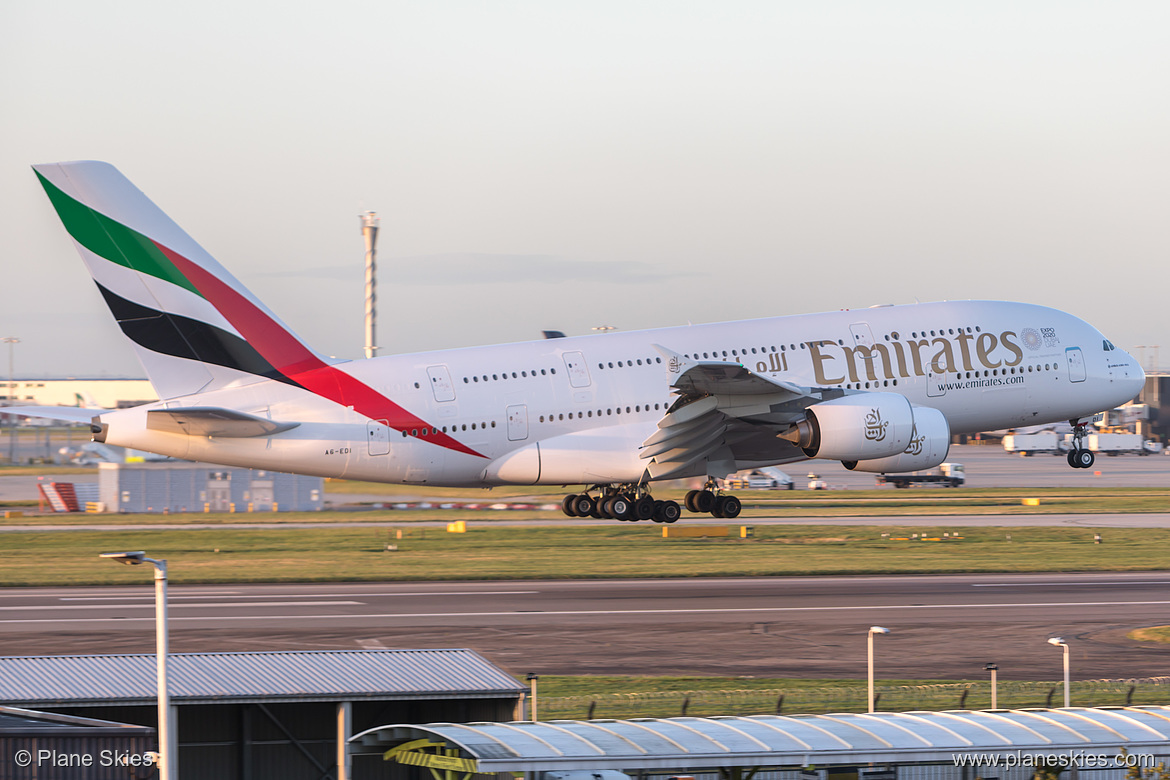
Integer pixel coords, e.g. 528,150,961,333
95,283,301,387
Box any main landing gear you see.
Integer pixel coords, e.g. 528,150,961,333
561,486,681,524
1066,421,1096,469
684,481,743,519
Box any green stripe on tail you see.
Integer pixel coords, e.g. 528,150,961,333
35,171,203,297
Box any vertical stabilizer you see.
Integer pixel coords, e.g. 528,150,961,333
33,161,333,399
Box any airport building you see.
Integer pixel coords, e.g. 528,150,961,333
354,709,1170,780
0,378,156,409
0,649,526,780
96,462,324,513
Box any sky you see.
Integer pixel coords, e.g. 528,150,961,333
1,1,1167,378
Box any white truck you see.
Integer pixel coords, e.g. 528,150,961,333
1003,431,1065,456
876,462,965,488
1085,433,1150,456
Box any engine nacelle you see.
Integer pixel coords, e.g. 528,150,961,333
846,405,951,473
781,393,915,463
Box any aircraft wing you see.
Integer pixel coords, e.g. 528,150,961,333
641,347,823,479
146,408,299,438
1,405,100,424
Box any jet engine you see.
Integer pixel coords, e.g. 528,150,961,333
779,393,915,463
845,405,951,473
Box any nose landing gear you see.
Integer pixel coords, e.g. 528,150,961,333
1066,421,1096,469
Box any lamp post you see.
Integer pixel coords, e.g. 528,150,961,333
867,626,890,712
2,337,18,465
1048,637,1070,708
984,663,998,709
101,552,174,779
526,673,539,721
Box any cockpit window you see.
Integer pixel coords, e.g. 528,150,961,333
1103,340,1115,351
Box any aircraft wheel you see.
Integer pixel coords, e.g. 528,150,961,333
1075,449,1095,469
694,490,716,514
718,494,742,519
561,494,579,517
1066,451,1078,468
610,495,634,521
634,495,656,521
684,490,701,513
656,500,681,524
572,495,595,517
600,497,617,519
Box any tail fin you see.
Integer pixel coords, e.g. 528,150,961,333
33,161,334,400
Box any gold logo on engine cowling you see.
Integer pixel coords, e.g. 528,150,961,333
905,427,924,456
864,409,888,442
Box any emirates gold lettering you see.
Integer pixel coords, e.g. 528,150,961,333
805,331,1023,383
806,340,846,385
841,344,895,383
975,332,1001,368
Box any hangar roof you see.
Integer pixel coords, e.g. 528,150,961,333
0,649,525,707
351,707,1170,771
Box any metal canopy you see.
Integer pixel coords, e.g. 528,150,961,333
350,707,1170,771
0,649,525,707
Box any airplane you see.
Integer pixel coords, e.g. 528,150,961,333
11,161,1146,523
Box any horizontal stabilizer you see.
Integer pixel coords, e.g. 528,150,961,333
1,406,101,424
146,407,299,438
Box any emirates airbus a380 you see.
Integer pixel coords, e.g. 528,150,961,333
13,161,1145,523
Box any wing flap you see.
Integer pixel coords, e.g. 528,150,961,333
146,407,299,438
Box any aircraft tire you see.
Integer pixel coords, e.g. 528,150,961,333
694,490,716,513
718,495,742,519
573,495,595,517
684,490,701,513
1067,451,1078,468
634,495,656,521
1076,449,1095,469
611,495,633,521
656,500,681,524
561,495,579,517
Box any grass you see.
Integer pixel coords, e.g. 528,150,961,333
2,523,1169,586
527,675,1170,717
6,487,1170,525
1128,626,1170,643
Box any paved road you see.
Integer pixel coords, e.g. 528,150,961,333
3,512,1170,532
4,573,1169,680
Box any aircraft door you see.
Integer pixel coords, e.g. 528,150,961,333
367,420,391,456
563,351,591,388
849,323,875,348
427,365,456,402
507,405,529,441
927,369,947,397
1065,347,1086,383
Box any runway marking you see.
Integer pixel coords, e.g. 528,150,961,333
973,581,1170,587
0,601,362,612
57,590,538,601
3,599,1170,624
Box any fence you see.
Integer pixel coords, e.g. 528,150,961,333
540,677,1170,720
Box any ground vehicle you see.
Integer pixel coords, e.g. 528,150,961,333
721,467,794,490
1083,433,1148,456
1003,432,1065,456
876,463,964,488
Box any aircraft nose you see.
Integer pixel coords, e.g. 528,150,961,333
1120,351,1146,400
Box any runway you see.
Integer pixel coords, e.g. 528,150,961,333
4,572,1168,680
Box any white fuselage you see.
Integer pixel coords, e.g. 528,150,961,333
98,300,1145,486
